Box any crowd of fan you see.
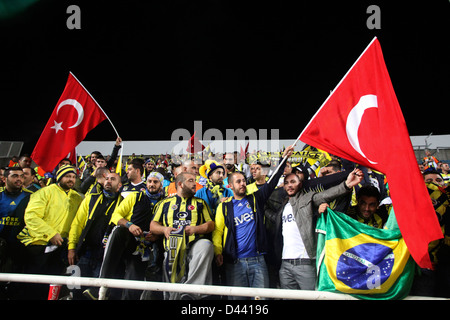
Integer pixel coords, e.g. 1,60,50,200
0,139,449,300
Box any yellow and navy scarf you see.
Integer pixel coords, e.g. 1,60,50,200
356,213,384,229
426,182,450,263
206,179,225,201
166,227,187,283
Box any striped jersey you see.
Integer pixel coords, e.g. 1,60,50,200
152,195,212,250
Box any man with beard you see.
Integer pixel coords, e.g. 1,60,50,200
17,165,83,299
272,168,363,291
151,172,214,300
213,146,294,299
121,159,146,198
0,167,33,298
223,152,251,186
196,160,233,219
0,168,32,247
96,171,166,300
68,171,123,299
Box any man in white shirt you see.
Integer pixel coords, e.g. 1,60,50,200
278,168,363,290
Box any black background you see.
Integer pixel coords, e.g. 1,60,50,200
1,0,449,155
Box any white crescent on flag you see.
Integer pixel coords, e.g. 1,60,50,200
56,98,85,129
345,94,378,165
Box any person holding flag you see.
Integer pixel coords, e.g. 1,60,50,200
259,36,444,300
272,168,363,291
32,71,122,185
81,137,123,182
213,146,294,299
296,37,443,271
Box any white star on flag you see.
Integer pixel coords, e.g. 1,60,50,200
50,120,64,133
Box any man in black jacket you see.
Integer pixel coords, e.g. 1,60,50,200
68,171,123,299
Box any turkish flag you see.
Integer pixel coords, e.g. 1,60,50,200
186,132,205,153
300,37,442,269
32,72,107,173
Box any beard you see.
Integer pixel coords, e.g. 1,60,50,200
59,180,74,191
233,185,246,198
181,184,195,198
148,186,162,194
7,181,22,193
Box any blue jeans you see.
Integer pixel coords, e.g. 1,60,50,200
77,251,103,278
225,255,269,300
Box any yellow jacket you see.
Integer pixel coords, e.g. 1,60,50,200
17,184,83,246
68,191,123,250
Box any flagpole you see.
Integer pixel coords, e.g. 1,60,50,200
69,71,120,138
267,133,302,184
267,37,378,184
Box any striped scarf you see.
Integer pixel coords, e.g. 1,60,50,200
165,226,187,283
206,179,225,202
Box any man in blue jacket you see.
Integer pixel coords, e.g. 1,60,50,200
195,160,233,219
0,167,32,299
213,146,294,299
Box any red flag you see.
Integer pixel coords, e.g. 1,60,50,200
239,142,249,161
66,148,77,166
67,148,78,173
299,37,442,269
239,145,245,161
186,131,205,153
32,72,107,172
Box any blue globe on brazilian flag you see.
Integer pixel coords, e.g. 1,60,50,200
316,208,416,300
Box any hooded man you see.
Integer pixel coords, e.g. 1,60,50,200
195,160,233,219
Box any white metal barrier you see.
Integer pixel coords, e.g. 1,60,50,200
0,273,445,300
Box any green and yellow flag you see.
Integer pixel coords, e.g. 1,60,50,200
316,208,416,300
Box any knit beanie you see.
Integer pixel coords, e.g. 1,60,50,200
56,165,77,182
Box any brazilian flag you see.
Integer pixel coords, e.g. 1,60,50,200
316,208,416,300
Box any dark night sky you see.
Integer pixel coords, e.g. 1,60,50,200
1,0,449,155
